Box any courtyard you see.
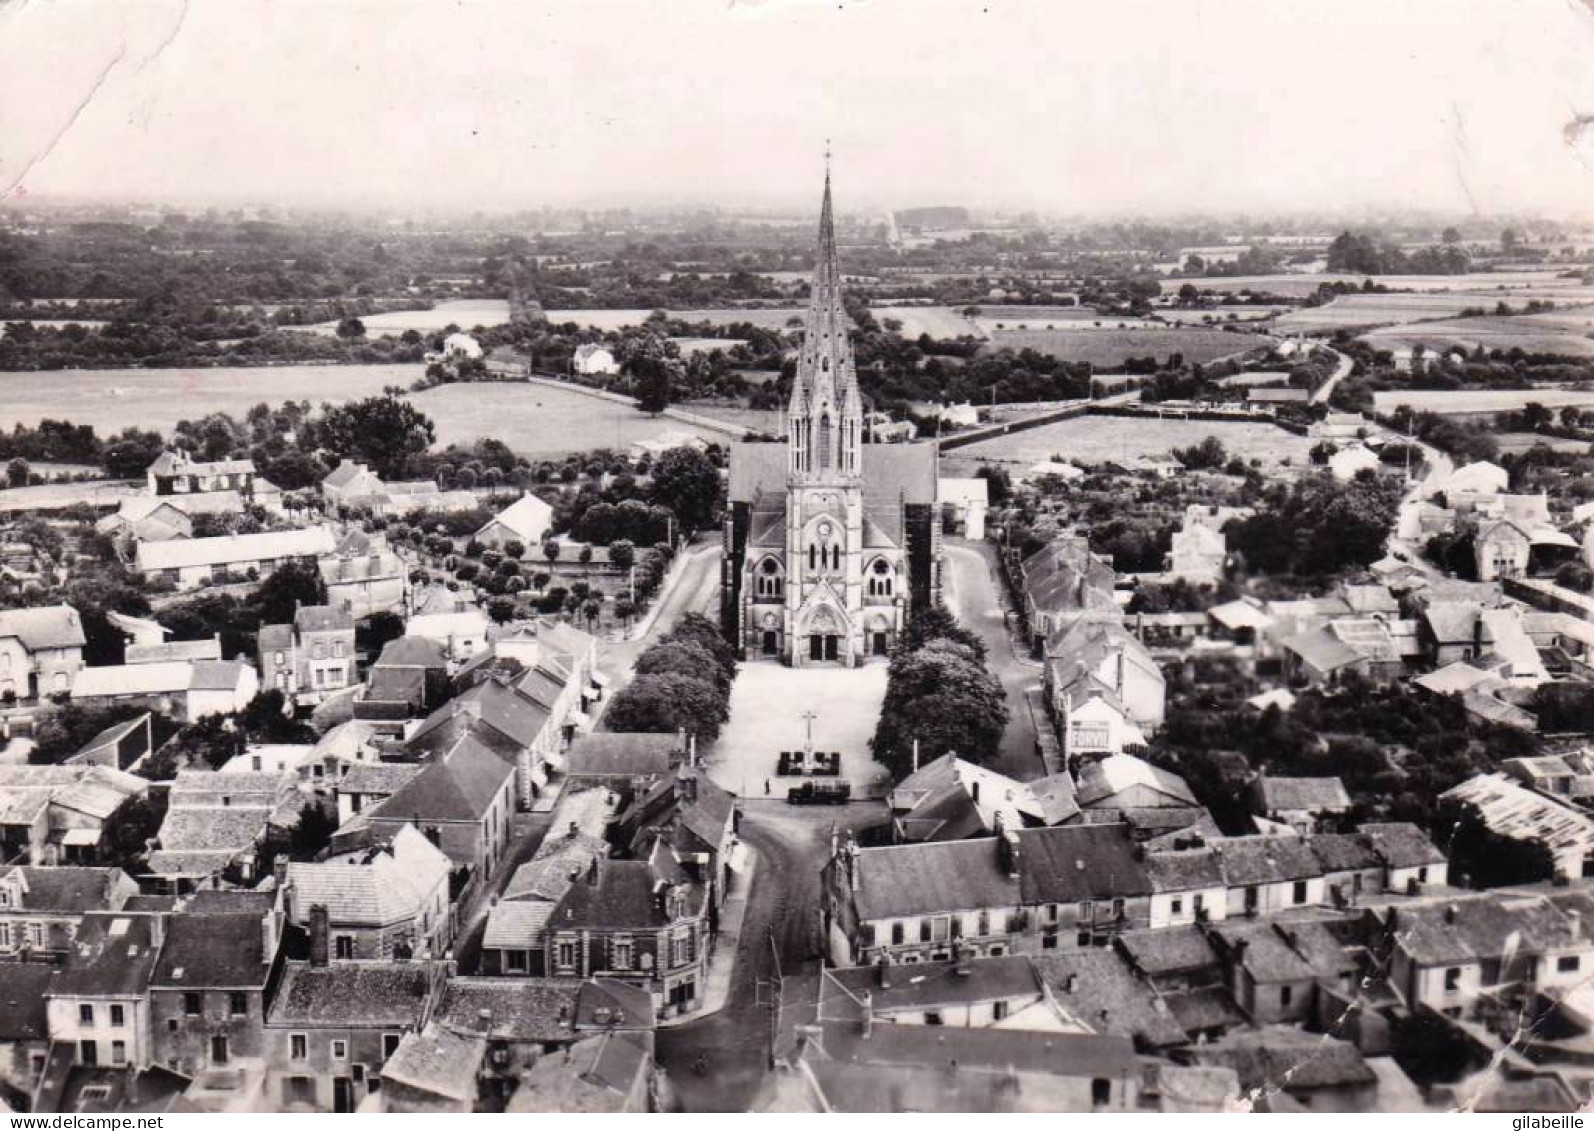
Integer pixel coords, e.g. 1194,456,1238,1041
704,660,890,800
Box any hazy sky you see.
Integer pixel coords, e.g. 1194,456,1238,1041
4,0,1594,219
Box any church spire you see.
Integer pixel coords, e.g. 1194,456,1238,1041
789,155,863,481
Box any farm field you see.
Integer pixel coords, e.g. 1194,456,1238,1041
543,308,806,332
670,336,748,356
1277,291,1594,333
872,306,985,340
2,319,111,330
1358,316,1594,358
1155,306,1288,324
685,405,784,435
984,327,1267,367
940,413,1313,475
1215,371,1292,387
303,299,512,336
1494,432,1593,455
413,381,731,455
0,364,421,432
1179,271,1584,298
0,479,141,515
979,314,1160,333
1371,388,1594,417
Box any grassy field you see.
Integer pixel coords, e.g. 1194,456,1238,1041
1371,388,1594,416
1358,315,1594,358
304,299,512,336
414,382,732,454
1156,306,1288,324
872,306,985,339
0,479,142,514
984,327,1267,367
0,364,421,432
687,405,784,435
1179,271,1584,298
941,413,1313,475
1495,432,1594,454
671,336,748,356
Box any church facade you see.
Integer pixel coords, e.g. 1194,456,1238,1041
722,173,940,666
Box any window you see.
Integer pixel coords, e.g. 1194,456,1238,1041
109,1005,125,1028
1091,1078,1112,1107
290,1033,308,1060
110,1041,126,1066
505,949,528,973
1042,934,1059,950
335,935,355,960
556,940,576,969
274,650,285,665
1078,900,1092,921
352,1064,366,1084
613,937,633,970
1418,867,1430,883
1292,880,1309,905
891,922,905,946
867,559,893,597
993,1000,1009,1021
229,993,247,1017
79,1004,94,1025
1444,967,1462,992
332,1040,348,1061
1077,931,1092,947
1170,898,1183,917
0,923,10,949
755,559,783,599
210,1035,229,1065
1111,899,1125,919
382,1033,401,1059
977,911,990,936
1559,956,1581,973
919,920,932,943
334,641,346,658
1280,986,1293,1007
924,1011,943,1026
184,992,202,1016
1194,894,1205,916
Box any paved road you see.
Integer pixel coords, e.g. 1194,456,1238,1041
596,539,722,716
1387,443,1455,577
656,804,885,1112
942,539,1045,781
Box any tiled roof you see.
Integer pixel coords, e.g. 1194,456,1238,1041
1030,949,1187,1047
0,604,86,650
1115,925,1221,977
1256,776,1351,814
1018,824,1153,903
371,732,514,824
269,960,440,1027
151,911,271,989
566,732,681,779
0,865,134,915
383,1026,486,1102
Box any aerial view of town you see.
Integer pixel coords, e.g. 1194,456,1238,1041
3,0,1594,1117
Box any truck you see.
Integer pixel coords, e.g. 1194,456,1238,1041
787,780,851,806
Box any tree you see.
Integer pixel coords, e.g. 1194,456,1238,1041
318,394,436,481
542,540,562,564
609,539,636,571
606,672,729,741
650,445,723,533
487,596,517,624
635,639,733,695
1437,797,1555,888
336,316,366,339
1520,401,1554,433
357,610,406,655
1501,228,1520,254
898,602,986,663
870,639,1008,779
101,793,167,869
1441,226,1462,245
241,690,314,743
6,457,29,488
248,559,327,626
665,612,739,679
289,803,338,860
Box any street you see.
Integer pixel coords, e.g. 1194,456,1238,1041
942,538,1045,781
655,803,885,1112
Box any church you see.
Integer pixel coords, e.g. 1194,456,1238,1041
721,172,941,666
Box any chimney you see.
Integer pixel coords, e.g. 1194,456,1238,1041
309,903,330,967
998,828,1021,879
1115,649,1125,695
588,857,601,885
971,780,981,804
861,990,873,1039
1570,910,1582,939
568,821,579,839
149,913,165,951
274,853,290,891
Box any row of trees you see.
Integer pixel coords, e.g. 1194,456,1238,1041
605,614,737,742
869,606,1009,780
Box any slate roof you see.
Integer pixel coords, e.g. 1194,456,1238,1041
1385,894,1581,966
1359,822,1447,868
1256,776,1352,814
50,912,163,998
383,1027,486,1103
566,732,681,780
1115,926,1221,978
288,825,451,927
376,635,450,669
550,859,705,931
1208,835,1323,885
269,961,439,1027
294,604,354,633
151,910,271,989
848,838,1018,920
1019,823,1153,903
1031,949,1188,1048
337,760,423,797
0,962,54,1040
1181,1028,1375,1092
1076,754,1197,809
0,864,136,915
814,1019,1139,1079
824,956,1041,1017
371,733,514,824
502,832,608,905
506,1030,653,1113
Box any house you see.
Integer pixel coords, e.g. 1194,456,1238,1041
1207,919,1357,1027
1207,598,1271,646
504,1030,654,1113
0,604,86,700
1476,518,1532,581
70,659,260,722
564,732,683,791
1177,1027,1377,1112
263,958,448,1112
1076,753,1199,812
125,636,222,666
1280,617,1407,685
147,892,284,1082
573,344,620,376
67,712,158,771
377,1025,485,1113
95,498,194,545
135,526,337,591
886,752,1078,843
258,605,357,707
544,852,714,1019
406,675,561,809
320,461,385,503
0,764,149,865
0,963,55,1098
1250,775,1352,833
1374,893,1594,1020
819,955,1064,1032
45,911,165,1071
1309,413,1371,443
279,826,454,962
403,609,490,667
146,450,259,497
1328,443,1382,482
1440,773,1594,879
1020,536,1119,647
0,865,138,958
615,767,740,908
440,332,482,360
1166,520,1226,581
354,636,450,728
1438,459,1510,507
319,530,408,618
361,732,516,882
333,761,423,827
147,769,300,886
938,478,988,540
1031,948,1191,1048
474,494,554,552
1046,619,1165,742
